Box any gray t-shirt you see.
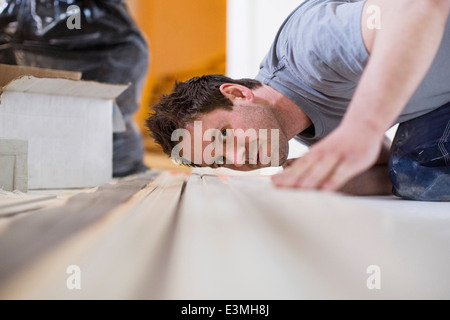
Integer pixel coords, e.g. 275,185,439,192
255,0,450,145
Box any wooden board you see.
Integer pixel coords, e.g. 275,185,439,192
0,170,449,299
161,174,450,299
0,171,162,296
0,193,57,217
0,170,186,299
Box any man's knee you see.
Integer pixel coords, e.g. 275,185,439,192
389,155,450,201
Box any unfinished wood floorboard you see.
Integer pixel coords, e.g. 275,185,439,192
0,171,161,293
161,174,450,299
1,170,449,299
0,193,57,217
0,171,187,299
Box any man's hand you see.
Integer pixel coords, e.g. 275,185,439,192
272,123,384,191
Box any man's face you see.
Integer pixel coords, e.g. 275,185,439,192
176,102,290,171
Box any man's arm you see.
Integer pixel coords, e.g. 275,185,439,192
343,0,450,145
273,0,450,192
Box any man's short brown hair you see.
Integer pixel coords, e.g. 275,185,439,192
146,74,262,157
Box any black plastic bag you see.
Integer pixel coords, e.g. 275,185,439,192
0,0,150,177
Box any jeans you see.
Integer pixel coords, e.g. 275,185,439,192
389,102,450,201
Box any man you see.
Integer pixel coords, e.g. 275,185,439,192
0,0,149,177
147,0,450,201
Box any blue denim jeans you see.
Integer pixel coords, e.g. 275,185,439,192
389,102,450,201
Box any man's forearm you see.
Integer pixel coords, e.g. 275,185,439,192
343,0,450,136
340,0,449,196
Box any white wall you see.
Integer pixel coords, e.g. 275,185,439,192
226,0,302,79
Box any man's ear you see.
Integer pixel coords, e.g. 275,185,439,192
219,83,255,102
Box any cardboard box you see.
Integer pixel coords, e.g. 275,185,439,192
0,138,28,192
0,64,129,189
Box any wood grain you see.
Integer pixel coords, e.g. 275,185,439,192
0,170,449,299
0,171,161,293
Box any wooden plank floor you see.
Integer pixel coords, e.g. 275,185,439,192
0,169,449,299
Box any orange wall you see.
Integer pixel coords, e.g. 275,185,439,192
127,0,227,150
